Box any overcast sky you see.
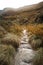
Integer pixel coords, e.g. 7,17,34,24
0,0,43,10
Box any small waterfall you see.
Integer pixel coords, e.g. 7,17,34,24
15,30,35,65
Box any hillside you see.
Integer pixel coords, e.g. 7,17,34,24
0,2,43,36
0,2,43,24
0,2,43,65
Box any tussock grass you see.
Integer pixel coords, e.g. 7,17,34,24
0,44,15,65
33,48,43,65
26,24,43,36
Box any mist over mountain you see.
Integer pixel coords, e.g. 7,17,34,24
0,2,43,24
0,2,43,14
0,2,43,36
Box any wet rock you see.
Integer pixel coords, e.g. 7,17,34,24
15,30,35,65
15,43,35,65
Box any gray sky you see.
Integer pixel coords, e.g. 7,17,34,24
0,0,43,10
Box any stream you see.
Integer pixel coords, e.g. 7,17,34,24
15,30,35,65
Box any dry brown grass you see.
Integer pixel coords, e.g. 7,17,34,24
8,23,43,37
8,24,23,36
26,24,43,36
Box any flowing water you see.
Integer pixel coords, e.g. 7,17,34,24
15,30,35,65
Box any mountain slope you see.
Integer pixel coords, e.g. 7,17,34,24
0,2,43,24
